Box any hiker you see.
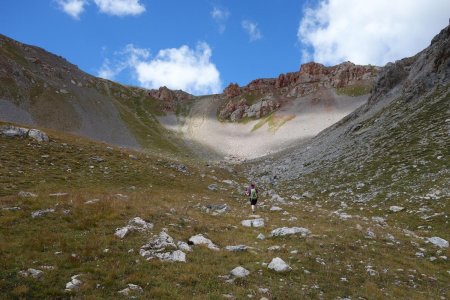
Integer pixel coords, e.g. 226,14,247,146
246,183,258,213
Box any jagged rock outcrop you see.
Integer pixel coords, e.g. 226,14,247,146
219,62,379,122
147,86,194,111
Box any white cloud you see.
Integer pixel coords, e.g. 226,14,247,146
97,43,221,95
242,20,262,42
211,7,230,33
298,0,450,66
56,0,87,19
93,0,145,16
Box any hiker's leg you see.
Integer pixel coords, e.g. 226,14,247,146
251,205,255,213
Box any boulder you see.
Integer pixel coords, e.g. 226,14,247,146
65,274,82,292
269,227,310,237
268,257,291,272
118,284,144,296
241,218,265,228
31,208,55,218
140,231,186,262
225,245,249,252
204,204,230,215
115,217,154,239
177,241,192,252
153,250,186,262
188,234,219,250
230,266,250,278
389,206,405,212
427,237,449,248
28,129,49,142
18,191,38,198
19,268,44,279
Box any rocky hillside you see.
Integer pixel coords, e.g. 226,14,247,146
248,25,450,229
0,34,192,154
219,62,379,122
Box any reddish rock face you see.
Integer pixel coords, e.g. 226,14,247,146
219,61,380,122
148,86,193,111
223,83,241,99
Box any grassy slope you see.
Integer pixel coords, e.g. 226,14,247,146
0,37,189,156
1,120,448,299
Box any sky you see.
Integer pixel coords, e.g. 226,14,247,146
1,0,449,95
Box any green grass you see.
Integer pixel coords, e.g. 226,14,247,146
1,119,448,298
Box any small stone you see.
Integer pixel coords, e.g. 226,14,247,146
257,233,265,240
230,266,250,278
208,184,218,191
270,206,283,211
49,192,68,197
268,245,281,251
389,206,405,213
241,218,265,228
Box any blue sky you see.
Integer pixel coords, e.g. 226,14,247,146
1,0,449,95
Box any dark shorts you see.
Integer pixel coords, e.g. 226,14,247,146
250,198,258,205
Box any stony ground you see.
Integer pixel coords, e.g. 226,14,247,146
0,129,448,299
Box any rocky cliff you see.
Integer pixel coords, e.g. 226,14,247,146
249,25,450,204
219,62,379,121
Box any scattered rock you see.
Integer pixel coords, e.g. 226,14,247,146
140,231,186,262
302,191,313,198
28,129,49,142
118,283,144,296
269,227,310,237
225,245,249,252
427,237,449,248
2,206,21,211
389,206,405,212
114,194,128,200
230,266,250,278
177,241,192,252
31,208,55,218
84,199,100,204
204,204,230,215
208,184,218,191
366,229,376,239
19,268,44,279
49,192,68,197
0,125,49,142
270,206,283,211
268,257,291,272
115,217,154,239
188,234,219,250
241,218,265,228
65,274,82,292
257,233,265,240
18,191,37,198
268,245,281,251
